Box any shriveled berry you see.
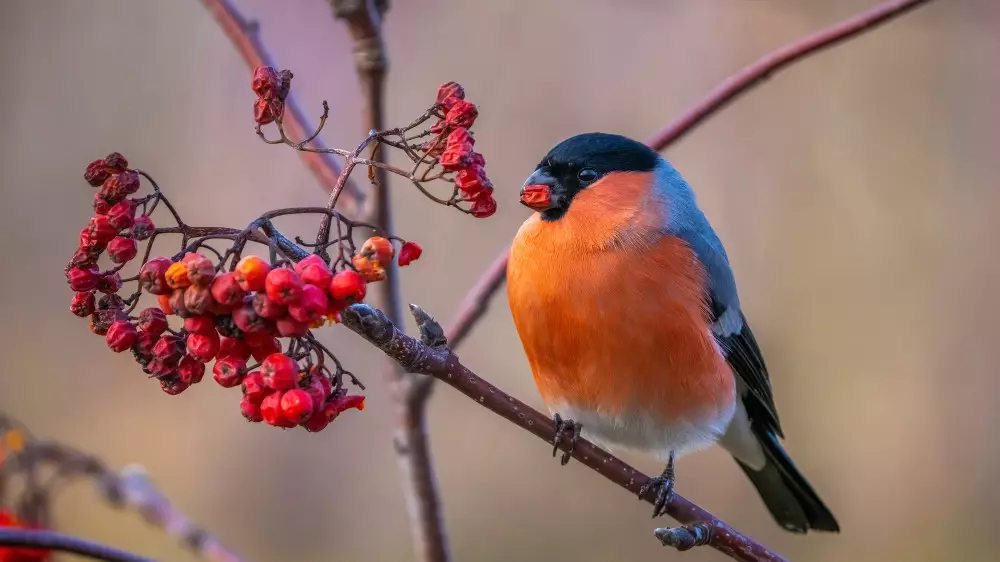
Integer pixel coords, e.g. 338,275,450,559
295,254,333,289
212,355,246,388
220,337,252,360
101,171,140,199
330,270,367,304
160,375,190,395
240,397,264,422
168,288,193,318
254,98,284,125
94,192,114,214
131,216,155,240
104,152,129,172
456,166,491,199
261,392,294,427
332,394,366,413
79,227,104,253
435,81,465,110
232,302,268,334
234,256,270,292
469,195,497,218
397,241,423,266
87,215,118,244
447,127,475,148
106,321,137,352
241,371,272,403
85,159,111,187
70,291,96,317
276,316,308,337
186,331,220,362
215,314,243,338
445,100,478,129
152,334,184,367
90,308,124,336
67,267,100,292
165,262,191,289
98,293,126,311
210,272,245,306
97,272,123,294
107,236,138,264
146,359,174,378
252,291,287,319
304,371,332,406
360,236,394,266
182,252,216,286
261,353,298,390
132,329,157,365
352,254,386,283
68,247,98,269
177,355,206,385
280,389,314,424
106,200,137,230
251,66,280,98
288,284,327,323
183,285,215,316
302,406,333,432
183,313,215,335
440,142,472,171
139,257,172,295
265,267,303,306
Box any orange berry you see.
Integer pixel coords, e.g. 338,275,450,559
361,236,394,266
234,256,271,292
165,261,191,289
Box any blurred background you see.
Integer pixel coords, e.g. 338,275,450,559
1,0,997,561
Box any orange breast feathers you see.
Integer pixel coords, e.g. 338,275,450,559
507,171,735,425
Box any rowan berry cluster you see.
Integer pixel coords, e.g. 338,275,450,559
64,73,485,433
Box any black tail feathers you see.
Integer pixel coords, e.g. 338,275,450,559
735,429,840,533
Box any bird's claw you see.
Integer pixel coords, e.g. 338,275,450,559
551,413,581,466
639,453,676,518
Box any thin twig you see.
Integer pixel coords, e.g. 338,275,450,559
0,529,154,562
441,0,937,351
341,304,787,562
196,0,366,217
329,2,450,562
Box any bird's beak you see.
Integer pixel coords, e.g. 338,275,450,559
520,169,556,212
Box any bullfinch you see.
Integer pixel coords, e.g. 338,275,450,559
506,132,839,533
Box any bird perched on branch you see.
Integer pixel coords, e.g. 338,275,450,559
506,132,839,533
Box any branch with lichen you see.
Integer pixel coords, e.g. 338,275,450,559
340,303,789,562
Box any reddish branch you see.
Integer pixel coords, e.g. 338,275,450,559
198,0,366,216
341,304,788,562
443,0,937,349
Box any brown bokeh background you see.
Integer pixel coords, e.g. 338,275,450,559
2,1,998,561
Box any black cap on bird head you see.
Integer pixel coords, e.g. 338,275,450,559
520,132,659,221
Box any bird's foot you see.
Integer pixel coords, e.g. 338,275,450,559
551,413,582,466
639,453,675,518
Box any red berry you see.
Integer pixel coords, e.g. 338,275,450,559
212,355,246,388
254,98,284,125
101,171,140,199
152,334,184,367
234,256,270,292
329,270,366,305
261,353,298,390
280,389,314,424
183,285,216,316
397,241,423,267
304,371,332,406
138,307,168,335
139,257,173,295
360,236,394,266
87,215,117,244
70,291,96,317
435,81,465,110
168,288,193,318
295,254,333,289
447,127,475,148
183,314,215,335
104,152,129,172
240,396,264,422
178,355,206,385
261,391,294,427
132,216,155,240
97,272,123,294
105,321,137,352
67,267,100,292
440,142,472,171
288,284,328,323
78,226,104,252
241,371,272,403
219,337,252,360
160,376,190,396
210,272,245,306
133,329,158,361
248,335,281,362
85,159,111,187
94,192,114,214
445,100,478,129
106,200,137,230
332,394,367,413
232,302,268,334
252,291,287,320
469,195,497,218
251,66,280,98
186,331,221,362
275,316,308,337
182,252,216,287
456,166,492,199
265,267,303,306
107,236,138,264
68,247,98,269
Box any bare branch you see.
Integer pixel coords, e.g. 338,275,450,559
341,303,788,562
441,0,937,351
0,528,153,562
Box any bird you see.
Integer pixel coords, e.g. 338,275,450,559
506,132,839,533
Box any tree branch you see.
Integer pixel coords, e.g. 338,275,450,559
0,529,153,562
197,0,367,217
341,303,788,562
441,0,937,350
329,2,450,562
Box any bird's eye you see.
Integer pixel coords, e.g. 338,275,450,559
577,168,599,183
